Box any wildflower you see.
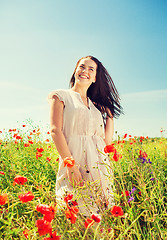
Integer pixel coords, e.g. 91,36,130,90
121,190,129,197
19,191,35,203
64,193,73,203
123,133,127,139
43,205,57,222
22,125,26,127
84,218,95,228
36,152,43,159
110,205,124,217
43,231,61,240
113,151,122,162
37,148,44,153
0,171,5,175
14,175,27,185
91,214,101,223
128,196,134,203
0,193,8,205
45,139,50,142
16,136,22,140
150,178,155,181
36,204,50,215
104,144,115,153
23,229,29,239
46,157,51,162
36,219,52,236
24,143,30,147
138,191,141,196
28,140,34,144
65,210,77,224
64,157,75,168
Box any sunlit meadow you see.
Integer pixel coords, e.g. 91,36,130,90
0,120,167,240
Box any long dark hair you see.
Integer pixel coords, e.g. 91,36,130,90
70,56,123,119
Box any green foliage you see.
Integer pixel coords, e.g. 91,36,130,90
0,125,167,239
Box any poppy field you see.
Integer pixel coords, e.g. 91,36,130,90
0,124,167,239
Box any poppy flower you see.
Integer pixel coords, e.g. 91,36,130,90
110,205,124,217
84,218,94,228
23,229,29,239
121,190,129,197
36,219,52,236
113,151,122,162
46,157,51,162
64,157,75,168
138,191,141,196
43,231,61,240
36,204,50,214
0,171,5,175
0,193,8,205
22,125,26,127
14,175,27,185
43,205,57,222
64,193,73,203
37,148,44,153
36,152,43,159
91,214,101,223
65,210,77,224
67,205,79,215
19,191,35,203
123,133,127,139
104,144,115,153
28,140,34,144
24,143,30,147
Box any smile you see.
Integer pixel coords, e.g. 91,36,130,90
79,75,89,79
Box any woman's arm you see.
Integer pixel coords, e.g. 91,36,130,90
104,109,114,145
49,95,83,186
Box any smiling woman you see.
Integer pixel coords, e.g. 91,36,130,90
48,56,123,216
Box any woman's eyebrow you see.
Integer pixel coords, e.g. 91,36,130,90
80,64,95,69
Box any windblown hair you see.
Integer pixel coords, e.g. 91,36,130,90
70,56,123,119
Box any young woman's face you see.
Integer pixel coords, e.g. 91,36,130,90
74,58,97,87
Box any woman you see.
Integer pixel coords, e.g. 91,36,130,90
48,56,123,216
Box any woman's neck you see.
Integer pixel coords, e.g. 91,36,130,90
71,86,88,98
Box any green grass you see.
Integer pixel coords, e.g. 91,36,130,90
0,124,167,239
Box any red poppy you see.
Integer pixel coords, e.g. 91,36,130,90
14,175,27,185
0,193,8,205
16,136,22,140
113,151,122,162
36,204,50,214
0,171,5,175
84,218,94,228
123,133,127,139
46,157,51,162
121,190,129,197
19,191,34,203
43,231,61,240
110,205,124,217
36,219,52,236
91,214,101,223
36,152,43,159
45,139,50,142
138,191,141,196
23,229,29,239
65,210,77,224
28,140,34,144
22,125,26,127
24,143,30,147
67,205,79,215
37,148,44,153
64,157,75,168
43,205,57,222
104,144,115,153
64,193,73,203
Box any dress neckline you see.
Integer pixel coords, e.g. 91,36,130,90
69,89,91,110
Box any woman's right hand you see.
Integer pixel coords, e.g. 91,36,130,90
67,165,84,187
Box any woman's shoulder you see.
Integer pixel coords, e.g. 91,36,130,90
47,89,71,103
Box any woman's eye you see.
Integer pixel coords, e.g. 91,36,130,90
90,68,94,71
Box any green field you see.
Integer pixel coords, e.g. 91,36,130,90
0,124,167,239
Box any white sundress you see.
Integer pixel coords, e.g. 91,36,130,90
48,89,114,216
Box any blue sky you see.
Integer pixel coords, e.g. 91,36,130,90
0,0,167,138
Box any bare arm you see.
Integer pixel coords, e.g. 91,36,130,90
49,95,83,186
104,109,114,145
